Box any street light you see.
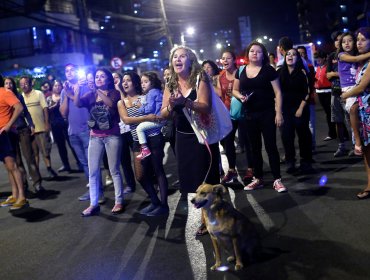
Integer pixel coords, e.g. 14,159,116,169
186,27,195,36
181,26,195,46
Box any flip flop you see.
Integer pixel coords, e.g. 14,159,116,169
357,190,370,199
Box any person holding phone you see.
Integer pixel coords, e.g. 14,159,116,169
233,41,286,193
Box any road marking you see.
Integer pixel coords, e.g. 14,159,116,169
165,191,180,239
245,193,275,231
185,195,207,280
112,222,149,280
132,228,159,280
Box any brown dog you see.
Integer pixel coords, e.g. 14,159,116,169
190,183,260,271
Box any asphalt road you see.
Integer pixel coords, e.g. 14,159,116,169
1,107,370,280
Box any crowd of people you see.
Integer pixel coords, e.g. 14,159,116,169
1,27,370,224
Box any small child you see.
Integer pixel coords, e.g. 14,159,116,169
338,32,370,155
136,72,164,160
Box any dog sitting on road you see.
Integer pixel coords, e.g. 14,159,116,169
190,183,260,271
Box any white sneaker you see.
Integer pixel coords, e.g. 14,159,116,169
244,177,264,191
105,175,113,186
273,179,287,193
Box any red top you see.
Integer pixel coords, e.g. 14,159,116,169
219,70,234,110
314,65,332,89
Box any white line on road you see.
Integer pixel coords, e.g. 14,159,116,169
132,228,159,280
112,222,149,280
185,195,207,280
165,191,181,239
246,193,275,231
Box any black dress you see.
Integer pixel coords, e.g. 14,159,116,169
173,89,220,193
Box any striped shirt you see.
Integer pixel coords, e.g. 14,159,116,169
126,97,160,141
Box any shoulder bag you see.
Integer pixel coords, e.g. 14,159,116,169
230,65,246,120
182,76,232,145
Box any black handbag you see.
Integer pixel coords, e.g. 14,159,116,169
161,119,174,141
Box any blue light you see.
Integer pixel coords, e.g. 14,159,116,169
32,27,37,40
216,266,229,272
317,40,322,46
319,175,328,187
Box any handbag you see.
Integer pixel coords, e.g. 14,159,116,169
182,76,232,145
161,119,174,141
230,65,246,120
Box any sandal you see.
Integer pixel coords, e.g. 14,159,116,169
354,145,363,156
357,190,370,199
195,223,208,236
111,204,124,214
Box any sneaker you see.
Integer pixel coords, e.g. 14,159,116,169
0,196,16,207
146,205,169,216
9,199,29,210
136,146,151,160
221,170,238,184
334,148,347,157
58,165,71,173
123,187,133,194
139,203,159,215
273,179,287,193
47,168,57,179
35,184,46,193
299,162,315,174
323,136,333,141
285,162,296,174
244,177,264,191
78,190,90,201
242,169,253,184
105,175,113,186
98,193,106,204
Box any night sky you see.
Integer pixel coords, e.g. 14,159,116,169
164,0,300,43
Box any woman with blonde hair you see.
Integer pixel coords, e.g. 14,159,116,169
161,46,221,235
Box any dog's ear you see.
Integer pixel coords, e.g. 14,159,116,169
212,184,227,196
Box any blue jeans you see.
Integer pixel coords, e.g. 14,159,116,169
88,135,124,206
69,130,90,179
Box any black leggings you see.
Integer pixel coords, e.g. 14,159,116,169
133,134,168,206
243,111,281,180
221,120,238,169
317,92,337,139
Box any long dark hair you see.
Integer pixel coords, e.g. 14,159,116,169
141,71,162,90
4,77,20,96
201,60,220,76
122,71,143,96
245,41,269,65
94,68,114,90
113,72,124,93
337,31,357,57
280,48,305,84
